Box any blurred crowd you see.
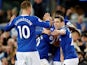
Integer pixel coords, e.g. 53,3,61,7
0,0,87,65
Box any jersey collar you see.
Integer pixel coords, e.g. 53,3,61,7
21,14,29,16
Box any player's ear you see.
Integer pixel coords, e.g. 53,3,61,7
61,21,65,24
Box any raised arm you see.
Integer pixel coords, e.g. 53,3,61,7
33,13,52,28
4,15,16,31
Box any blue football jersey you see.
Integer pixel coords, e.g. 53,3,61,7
36,34,53,59
64,19,72,26
59,27,78,59
64,16,72,26
4,15,50,52
53,47,60,61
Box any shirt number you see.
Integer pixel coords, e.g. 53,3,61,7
17,25,30,39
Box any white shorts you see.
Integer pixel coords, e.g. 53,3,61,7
15,51,41,65
40,59,50,65
63,58,79,65
53,61,62,65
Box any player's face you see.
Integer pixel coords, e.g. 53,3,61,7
54,18,61,29
27,7,32,15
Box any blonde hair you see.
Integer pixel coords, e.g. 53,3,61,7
21,1,31,9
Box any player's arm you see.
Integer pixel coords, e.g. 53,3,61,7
65,20,76,29
65,9,76,29
51,29,66,36
4,15,15,31
33,13,52,28
64,19,77,31
36,28,51,35
34,17,50,28
65,9,72,20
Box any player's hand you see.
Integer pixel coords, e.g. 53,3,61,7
43,13,52,21
51,30,59,36
10,15,16,22
43,13,53,26
42,28,51,35
66,9,72,16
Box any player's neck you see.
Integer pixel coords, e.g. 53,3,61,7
22,10,30,16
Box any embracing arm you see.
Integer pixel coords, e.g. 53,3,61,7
51,29,66,36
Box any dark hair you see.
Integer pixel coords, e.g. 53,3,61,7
21,1,31,9
71,29,81,36
55,15,64,22
81,31,87,37
55,10,64,16
77,52,84,56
